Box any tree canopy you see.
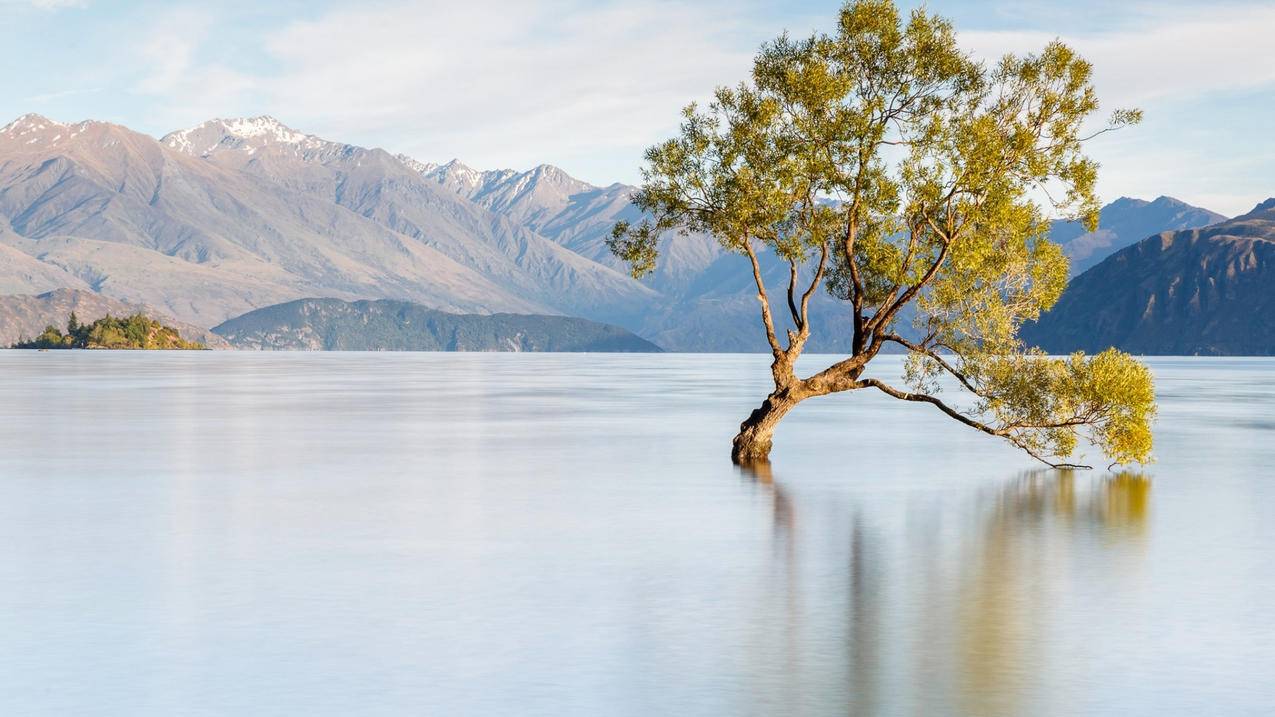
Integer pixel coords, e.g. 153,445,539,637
610,0,1155,467
11,313,205,350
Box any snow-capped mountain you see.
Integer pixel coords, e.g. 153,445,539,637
0,113,652,329
393,154,437,177
415,158,517,197
162,115,341,159
405,156,725,292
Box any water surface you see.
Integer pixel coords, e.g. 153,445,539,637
0,353,1271,715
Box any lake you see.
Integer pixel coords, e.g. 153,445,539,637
0,352,1272,716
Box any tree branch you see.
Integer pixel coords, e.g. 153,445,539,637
854,377,1092,470
798,240,829,336
743,239,784,356
785,259,802,331
869,232,952,332
881,333,980,395
844,217,866,352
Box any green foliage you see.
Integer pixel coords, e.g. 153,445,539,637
16,324,75,349
12,313,204,350
612,0,1155,466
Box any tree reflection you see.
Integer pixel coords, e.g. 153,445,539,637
955,470,1151,717
738,465,1151,716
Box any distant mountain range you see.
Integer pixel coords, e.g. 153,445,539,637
1024,200,1275,355
212,298,661,352
0,112,1245,353
1050,196,1225,276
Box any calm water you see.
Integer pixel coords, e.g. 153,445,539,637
0,352,1272,716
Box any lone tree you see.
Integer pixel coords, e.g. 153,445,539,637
610,0,1155,468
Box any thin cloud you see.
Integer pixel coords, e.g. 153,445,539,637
22,87,102,103
0,0,86,7
16,0,1269,211
149,0,769,183
961,3,1275,103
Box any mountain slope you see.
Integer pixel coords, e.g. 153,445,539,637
162,119,658,327
0,288,228,348
1023,200,1275,355
1051,196,1225,276
0,114,543,326
411,158,724,296
213,298,661,352
0,114,660,330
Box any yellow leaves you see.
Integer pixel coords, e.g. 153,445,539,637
1064,349,1157,464
922,348,1156,466
607,221,659,279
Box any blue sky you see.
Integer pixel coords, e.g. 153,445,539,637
3,0,1273,216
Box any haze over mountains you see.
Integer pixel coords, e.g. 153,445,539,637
0,112,1247,353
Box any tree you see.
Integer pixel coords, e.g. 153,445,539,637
609,0,1155,468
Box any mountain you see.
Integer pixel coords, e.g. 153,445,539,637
1022,200,1275,355
0,288,228,348
0,112,1233,353
408,157,851,351
0,114,544,327
212,298,662,352
412,159,725,296
1051,196,1225,276
411,161,1227,351
160,117,658,328
0,114,654,333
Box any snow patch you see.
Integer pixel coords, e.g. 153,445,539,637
0,113,67,138
162,115,333,156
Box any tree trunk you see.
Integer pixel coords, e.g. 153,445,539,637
731,394,800,464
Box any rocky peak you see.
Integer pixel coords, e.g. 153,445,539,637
524,163,595,194
421,159,493,195
1240,197,1275,219
394,154,438,176
0,113,64,134
0,114,136,152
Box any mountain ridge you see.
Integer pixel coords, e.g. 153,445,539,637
1023,200,1275,355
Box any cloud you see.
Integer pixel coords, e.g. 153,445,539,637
1,0,86,7
958,3,1275,216
22,87,102,103
960,3,1275,104
129,7,257,124
33,0,1268,211
250,0,766,180
133,8,209,94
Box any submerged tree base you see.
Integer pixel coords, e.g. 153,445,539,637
731,394,798,464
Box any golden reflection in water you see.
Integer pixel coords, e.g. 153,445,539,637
955,471,1152,717
737,461,804,711
742,465,1151,716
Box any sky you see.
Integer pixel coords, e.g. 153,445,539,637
2,0,1273,216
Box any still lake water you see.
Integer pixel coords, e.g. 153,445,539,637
0,352,1272,716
